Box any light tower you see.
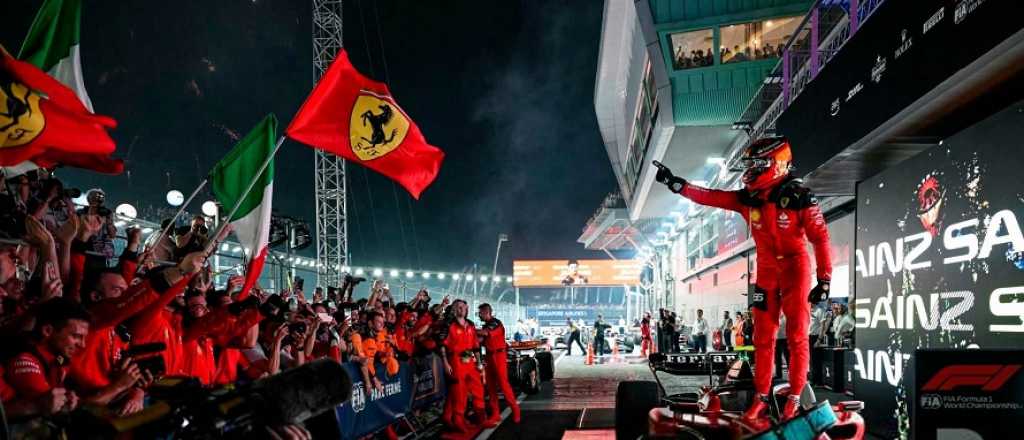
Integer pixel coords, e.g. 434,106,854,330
312,0,348,287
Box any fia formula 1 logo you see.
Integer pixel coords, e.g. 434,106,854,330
351,383,366,412
922,364,1022,391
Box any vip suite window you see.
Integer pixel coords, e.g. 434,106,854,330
668,28,714,70
720,16,801,64
624,60,658,197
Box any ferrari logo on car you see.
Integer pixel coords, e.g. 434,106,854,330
349,92,409,161
0,77,45,148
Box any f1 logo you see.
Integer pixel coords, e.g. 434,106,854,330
922,364,1022,391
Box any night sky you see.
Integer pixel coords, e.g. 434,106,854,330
1,0,618,274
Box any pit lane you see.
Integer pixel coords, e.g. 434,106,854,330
477,348,885,440
483,348,709,440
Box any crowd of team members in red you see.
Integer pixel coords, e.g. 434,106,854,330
0,170,520,438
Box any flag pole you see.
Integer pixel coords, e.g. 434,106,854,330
147,178,208,253
203,136,285,257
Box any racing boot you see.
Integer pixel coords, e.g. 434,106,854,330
740,393,771,431
512,404,521,423
782,394,802,420
451,415,472,433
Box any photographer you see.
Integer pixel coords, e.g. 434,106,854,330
175,215,211,259
70,259,193,414
76,189,117,264
243,320,293,378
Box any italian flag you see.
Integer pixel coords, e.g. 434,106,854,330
211,115,278,300
19,0,93,112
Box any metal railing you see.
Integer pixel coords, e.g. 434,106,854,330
661,0,889,267
735,0,889,148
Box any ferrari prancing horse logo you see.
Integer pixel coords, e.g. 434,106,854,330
0,76,45,149
349,92,409,161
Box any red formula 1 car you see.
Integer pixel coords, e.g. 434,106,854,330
615,353,866,440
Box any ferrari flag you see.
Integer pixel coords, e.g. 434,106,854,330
285,49,444,199
0,47,117,169
13,0,122,174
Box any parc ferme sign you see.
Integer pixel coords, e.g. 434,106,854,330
512,259,643,287
853,101,1024,438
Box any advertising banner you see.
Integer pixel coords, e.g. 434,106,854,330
853,101,1024,438
334,354,446,438
914,350,1024,440
410,353,446,408
513,259,642,287
528,308,600,327
717,210,748,255
776,0,1022,174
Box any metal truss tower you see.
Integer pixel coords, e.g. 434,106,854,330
312,0,347,287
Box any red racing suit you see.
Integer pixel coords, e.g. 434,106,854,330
440,318,485,427
479,317,519,419
678,180,831,396
640,318,653,356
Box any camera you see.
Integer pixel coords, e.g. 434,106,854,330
88,359,351,438
194,223,209,236
288,322,307,335
0,194,26,238
123,343,168,378
259,294,289,321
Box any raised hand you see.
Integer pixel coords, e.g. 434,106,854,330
227,275,245,293
23,216,54,249
77,214,104,241
653,161,686,193
177,252,207,274
126,227,143,250
56,213,80,244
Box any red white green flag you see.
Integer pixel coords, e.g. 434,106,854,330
210,115,277,300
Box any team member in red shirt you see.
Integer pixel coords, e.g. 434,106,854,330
439,300,486,432
128,252,207,377
640,312,653,357
181,284,262,386
180,291,216,385
5,298,90,410
655,137,832,425
72,245,196,414
477,303,520,426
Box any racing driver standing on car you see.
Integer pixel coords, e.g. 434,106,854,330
653,136,832,427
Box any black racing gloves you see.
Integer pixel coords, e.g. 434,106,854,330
653,161,686,194
808,280,830,304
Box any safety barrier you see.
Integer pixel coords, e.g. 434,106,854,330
329,353,447,438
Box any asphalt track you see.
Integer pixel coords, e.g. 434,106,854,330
473,347,884,440
482,348,708,440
